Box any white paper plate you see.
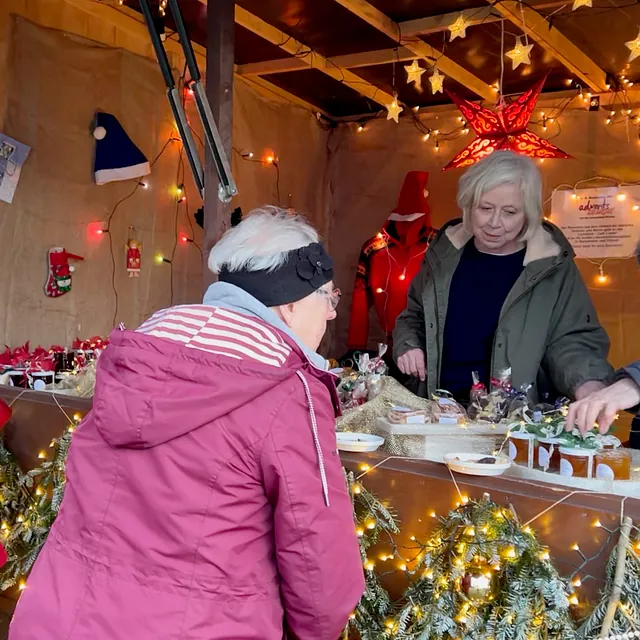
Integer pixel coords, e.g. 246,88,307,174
336,432,385,453
444,452,512,476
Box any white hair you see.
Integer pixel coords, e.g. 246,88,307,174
457,151,543,242
208,205,320,273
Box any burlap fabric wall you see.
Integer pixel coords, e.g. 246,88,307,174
0,14,330,347
328,104,640,375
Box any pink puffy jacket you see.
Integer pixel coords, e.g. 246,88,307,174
10,304,364,639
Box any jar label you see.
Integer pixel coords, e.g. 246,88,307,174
596,463,615,481
508,440,517,460
560,458,573,477
539,446,550,470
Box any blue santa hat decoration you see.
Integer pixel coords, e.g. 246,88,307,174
93,112,150,185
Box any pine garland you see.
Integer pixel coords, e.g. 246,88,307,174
0,429,71,591
0,429,634,640
578,528,640,639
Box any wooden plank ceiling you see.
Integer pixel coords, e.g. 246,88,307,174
126,0,640,118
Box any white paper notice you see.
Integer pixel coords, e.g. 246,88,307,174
551,186,640,258
0,133,31,204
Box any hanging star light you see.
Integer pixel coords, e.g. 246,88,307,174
404,60,425,88
626,30,640,62
442,74,571,170
386,96,403,123
429,68,445,94
506,36,534,70
449,15,467,41
571,0,592,9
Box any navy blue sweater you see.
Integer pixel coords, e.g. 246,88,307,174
439,241,525,403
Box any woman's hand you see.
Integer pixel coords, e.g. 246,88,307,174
566,377,640,434
397,348,426,381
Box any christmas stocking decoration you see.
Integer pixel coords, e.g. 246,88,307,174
45,248,84,298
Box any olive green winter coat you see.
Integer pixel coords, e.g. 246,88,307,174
393,218,614,401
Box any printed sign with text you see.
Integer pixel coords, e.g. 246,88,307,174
551,186,640,258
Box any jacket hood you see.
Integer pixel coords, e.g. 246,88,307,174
435,218,571,266
93,328,301,450
203,282,328,371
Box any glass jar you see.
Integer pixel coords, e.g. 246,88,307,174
559,447,596,479
507,432,538,468
595,448,631,480
537,437,562,472
598,435,622,450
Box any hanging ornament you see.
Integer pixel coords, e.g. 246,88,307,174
449,15,467,41
442,74,571,170
429,68,445,94
405,60,425,88
571,0,592,8
626,30,640,62
126,240,142,278
386,96,403,123
506,36,534,70
458,559,498,605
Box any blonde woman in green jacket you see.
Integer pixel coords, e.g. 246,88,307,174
393,151,613,404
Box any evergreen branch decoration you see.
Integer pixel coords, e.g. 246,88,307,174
0,428,72,591
0,425,637,640
578,521,640,640
394,494,577,640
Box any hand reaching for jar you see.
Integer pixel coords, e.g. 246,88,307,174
397,348,426,381
566,377,640,435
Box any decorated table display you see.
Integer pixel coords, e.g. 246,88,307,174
0,337,106,397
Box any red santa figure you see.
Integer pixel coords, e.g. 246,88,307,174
347,171,437,351
126,239,141,278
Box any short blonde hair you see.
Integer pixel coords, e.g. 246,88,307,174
456,151,543,242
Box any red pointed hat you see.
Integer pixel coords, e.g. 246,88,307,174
390,171,430,221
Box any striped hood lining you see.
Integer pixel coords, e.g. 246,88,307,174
134,304,330,507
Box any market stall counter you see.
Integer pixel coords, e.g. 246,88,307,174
341,450,637,608
0,386,638,638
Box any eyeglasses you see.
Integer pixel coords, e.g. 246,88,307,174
316,287,342,311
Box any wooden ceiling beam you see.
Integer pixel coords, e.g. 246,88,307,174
236,47,417,76
399,2,569,37
233,5,395,108
400,7,500,38
63,0,329,117
332,0,495,101
490,1,609,93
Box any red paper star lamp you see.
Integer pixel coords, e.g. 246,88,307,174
442,74,571,171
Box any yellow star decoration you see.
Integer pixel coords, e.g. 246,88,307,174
506,37,534,70
429,68,445,94
404,60,425,88
449,15,467,41
571,0,592,9
626,30,640,62
386,97,403,123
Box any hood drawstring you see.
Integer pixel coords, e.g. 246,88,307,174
296,371,330,507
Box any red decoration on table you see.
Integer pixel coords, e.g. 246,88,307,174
442,75,571,171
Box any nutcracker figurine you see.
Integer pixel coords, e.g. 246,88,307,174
126,239,142,277
347,171,437,351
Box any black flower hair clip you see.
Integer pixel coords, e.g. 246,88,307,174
296,243,334,289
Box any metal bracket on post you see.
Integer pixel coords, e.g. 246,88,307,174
139,0,238,204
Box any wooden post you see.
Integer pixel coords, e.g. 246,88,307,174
601,516,634,636
203,0,234,290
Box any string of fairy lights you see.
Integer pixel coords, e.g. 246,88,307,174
352,1,640,160
353,458,639,614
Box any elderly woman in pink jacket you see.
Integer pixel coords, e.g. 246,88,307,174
10,207,364,640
